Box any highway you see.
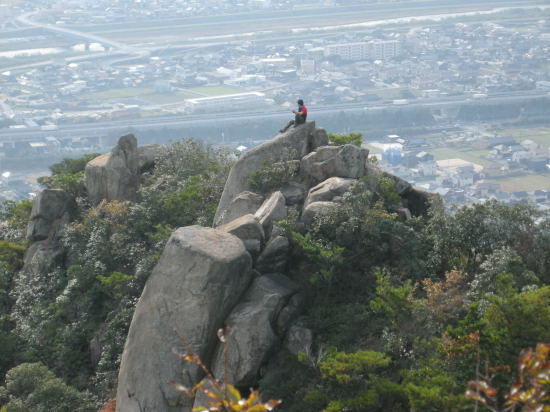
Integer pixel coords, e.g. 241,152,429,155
15,12,133,52
0,91,547,144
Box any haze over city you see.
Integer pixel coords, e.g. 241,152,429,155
1,0,550,210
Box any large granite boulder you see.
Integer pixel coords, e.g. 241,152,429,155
214,122,327,225
300,201,339,227
26,189,76,241
19,240,65,282
254,191,287,234
280,182,307,206
219,214,265,256
402,186,440,217
209,273,299,387
275,293,305,335
304,177,356,208
116,226,253,412
215,191,264,227
255,236,290,274
383,171,412,196
301,144,368,183
85,134,140,206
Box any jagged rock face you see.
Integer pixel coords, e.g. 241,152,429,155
216,191,264,227
85,134,139,206
218,214,265,257
116,226,252,412
208,273,299,387
214,122,327,226
304,177,357,208
26,189,76,241
301,144,368,184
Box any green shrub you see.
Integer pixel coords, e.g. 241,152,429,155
328,132,363,147
0,362,95,412
37,153,100,197
247,149,299,194
0,200,32,241
320,350,390,384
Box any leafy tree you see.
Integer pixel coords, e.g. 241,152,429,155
0,362,95,412
37,154,100,197
0,200,32,242
465,343,550,412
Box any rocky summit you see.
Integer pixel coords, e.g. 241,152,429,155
5,121,547,412
15,125,437,412
106,123,436,411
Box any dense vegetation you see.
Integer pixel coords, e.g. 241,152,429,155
261,185,550,411
0,140,231,409
0,137,548,411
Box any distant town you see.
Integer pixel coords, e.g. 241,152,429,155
0,0,549,210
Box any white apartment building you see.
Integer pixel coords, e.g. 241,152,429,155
324,40,402,61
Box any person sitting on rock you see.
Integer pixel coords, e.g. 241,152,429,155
280,99,308,133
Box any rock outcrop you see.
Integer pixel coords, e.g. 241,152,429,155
218,214,265,256
116,226,252,412
301,144,368,184
85,134,140,206
300,201,339,226
208,273,299,387
217,191,264,226
115,127,438,411
304,177,356,207
26,189,76,241
254,191,287,235
214,122,327,226
255,236,290,274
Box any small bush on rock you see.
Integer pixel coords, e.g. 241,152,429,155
247,149,298,194
37,154,100,197
328,132,363,147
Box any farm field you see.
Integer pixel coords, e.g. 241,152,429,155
498,126,550,148
487,174,550,192
81,85,247,105
430,147,492,167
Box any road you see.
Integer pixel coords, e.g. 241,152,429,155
9,0,548,73
15,12,133,52
0,91,547,143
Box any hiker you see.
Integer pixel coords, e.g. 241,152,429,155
280,99,308,133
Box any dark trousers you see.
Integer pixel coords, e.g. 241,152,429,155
280,113,306,133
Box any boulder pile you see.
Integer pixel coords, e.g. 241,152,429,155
116,122,438,412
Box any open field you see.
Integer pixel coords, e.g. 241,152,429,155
188,86,246,97
430,147,493,167
81,85,247,105
83,87,154,100
487,174,550,192
498,126,550,148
